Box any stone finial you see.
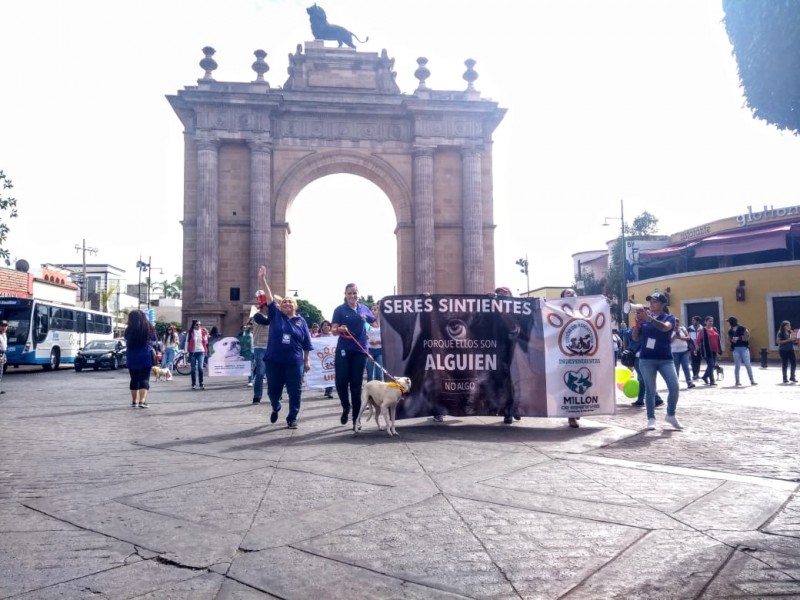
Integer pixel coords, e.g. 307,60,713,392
414,57,431,91
463,59,478,91
252,49,270,84
200,46,218,81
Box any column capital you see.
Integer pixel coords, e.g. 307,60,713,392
413,145,435,158
195,135,220,151
247,138,273,153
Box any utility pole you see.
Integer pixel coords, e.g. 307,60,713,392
74,239,98,306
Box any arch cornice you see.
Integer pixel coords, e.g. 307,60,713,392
273,149,412,224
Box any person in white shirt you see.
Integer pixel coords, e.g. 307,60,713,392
366,304,383,382
671,317,696,388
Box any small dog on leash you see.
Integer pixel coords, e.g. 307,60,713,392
152,366,171,382
714,365,724,381
355,377,412,437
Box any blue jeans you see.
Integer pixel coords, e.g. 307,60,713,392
161,347,176,369
672,350,691,385
252,347,267,399
732,346,755,384
265,360,304,422
639,358,680,419
367,348,383,382
190,351,205,386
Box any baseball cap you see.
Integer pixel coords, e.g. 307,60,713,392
494,286,512,296
646,292,668,304
0,320,7,326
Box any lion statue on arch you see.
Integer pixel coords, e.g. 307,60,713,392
306,4,369,49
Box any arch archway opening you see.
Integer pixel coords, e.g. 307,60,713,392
286,174,398,319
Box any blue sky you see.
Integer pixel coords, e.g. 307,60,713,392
2,1,799,317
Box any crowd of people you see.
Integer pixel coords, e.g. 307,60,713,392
122,279,799,432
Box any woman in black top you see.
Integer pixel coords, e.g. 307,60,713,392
776,320,798,383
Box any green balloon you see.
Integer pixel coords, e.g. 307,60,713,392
623,378,640,398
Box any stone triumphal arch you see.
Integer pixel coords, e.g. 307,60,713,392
168,43,506,332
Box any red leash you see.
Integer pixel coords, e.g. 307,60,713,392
340,330,401,383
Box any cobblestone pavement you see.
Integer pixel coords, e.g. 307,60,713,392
0,362,798,599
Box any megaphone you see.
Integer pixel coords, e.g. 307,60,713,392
623,301,644,314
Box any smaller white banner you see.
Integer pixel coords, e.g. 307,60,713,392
305,336,338,390
207,336,251,377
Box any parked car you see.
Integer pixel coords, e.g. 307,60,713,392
74,339,127,371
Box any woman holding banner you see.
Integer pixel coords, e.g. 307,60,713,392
332,283,376,428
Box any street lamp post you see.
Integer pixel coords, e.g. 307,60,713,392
515,255,530,295
74,239,98,306
136,256,150,310
288,289,299,297
603,199,627,325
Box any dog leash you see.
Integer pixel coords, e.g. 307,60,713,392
339,330,405,388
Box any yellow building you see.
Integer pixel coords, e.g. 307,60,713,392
627,204,800,359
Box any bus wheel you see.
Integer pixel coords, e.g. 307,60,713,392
43,349,61,371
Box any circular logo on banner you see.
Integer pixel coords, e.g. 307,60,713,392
559,318,598,356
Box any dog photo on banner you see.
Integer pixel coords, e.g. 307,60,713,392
206,334,252,377
381,294,615,420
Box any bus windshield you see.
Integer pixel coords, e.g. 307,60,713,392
0,306,30,346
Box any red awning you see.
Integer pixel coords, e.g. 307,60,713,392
639,241,699,261
692,224,790,258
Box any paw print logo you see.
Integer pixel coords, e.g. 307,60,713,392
545,300,607,357
316,346,336,370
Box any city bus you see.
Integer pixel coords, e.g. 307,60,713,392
0,297,114,370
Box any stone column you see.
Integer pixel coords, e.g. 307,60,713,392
196,137,219,304
462,145,483,293
248,139,272,296
413,146,435,293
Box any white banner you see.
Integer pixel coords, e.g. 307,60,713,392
304,336,338,390
542,295,615,417
206,335,251,377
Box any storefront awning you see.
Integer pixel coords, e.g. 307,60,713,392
639,223,797,261
692,224,790,258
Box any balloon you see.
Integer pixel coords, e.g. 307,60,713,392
617,382,624,391
623,379,640,398
615,366,632,384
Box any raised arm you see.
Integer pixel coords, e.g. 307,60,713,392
258,265,274,305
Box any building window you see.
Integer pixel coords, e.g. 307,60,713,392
768,293,800,350
230,287,240,302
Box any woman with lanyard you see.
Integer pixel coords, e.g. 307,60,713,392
631,292,682,431
332,283,375,428
258,265,313,429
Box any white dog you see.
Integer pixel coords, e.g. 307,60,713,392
355,377,412,437
207,337,242,372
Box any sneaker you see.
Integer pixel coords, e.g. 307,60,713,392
191,385,196,390
340,409,349,425
252,399,261,404
735,382,742,387
630,401,645,407
692,376,699,381
287,420,298,429
646,418,656,430
513,415,521,421
568,417,579,428
270,410,279,424
791,378,798,383
750,381,758,386
247,382,254,387
655,399,664,407
433,415,445,422
503,415,513,424
200,385,205,390
139,402,149,409
687,382,696,389
709,382,717,386
665,414,683,430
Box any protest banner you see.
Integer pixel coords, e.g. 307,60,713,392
380,295,614,419
305,336,338,389
206,334,252,377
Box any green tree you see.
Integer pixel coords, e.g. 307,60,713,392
171,275,182,298
296,299,324,327
99,284,119,314
572,271,605,296
152,278,180,299
606,211,661,323
0,171,19,259
358,294,375,306
723,1,800,133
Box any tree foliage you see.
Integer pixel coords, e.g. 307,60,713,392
296,298,324,327
723,0,800,134
0,171,19,260
626,211,659,237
